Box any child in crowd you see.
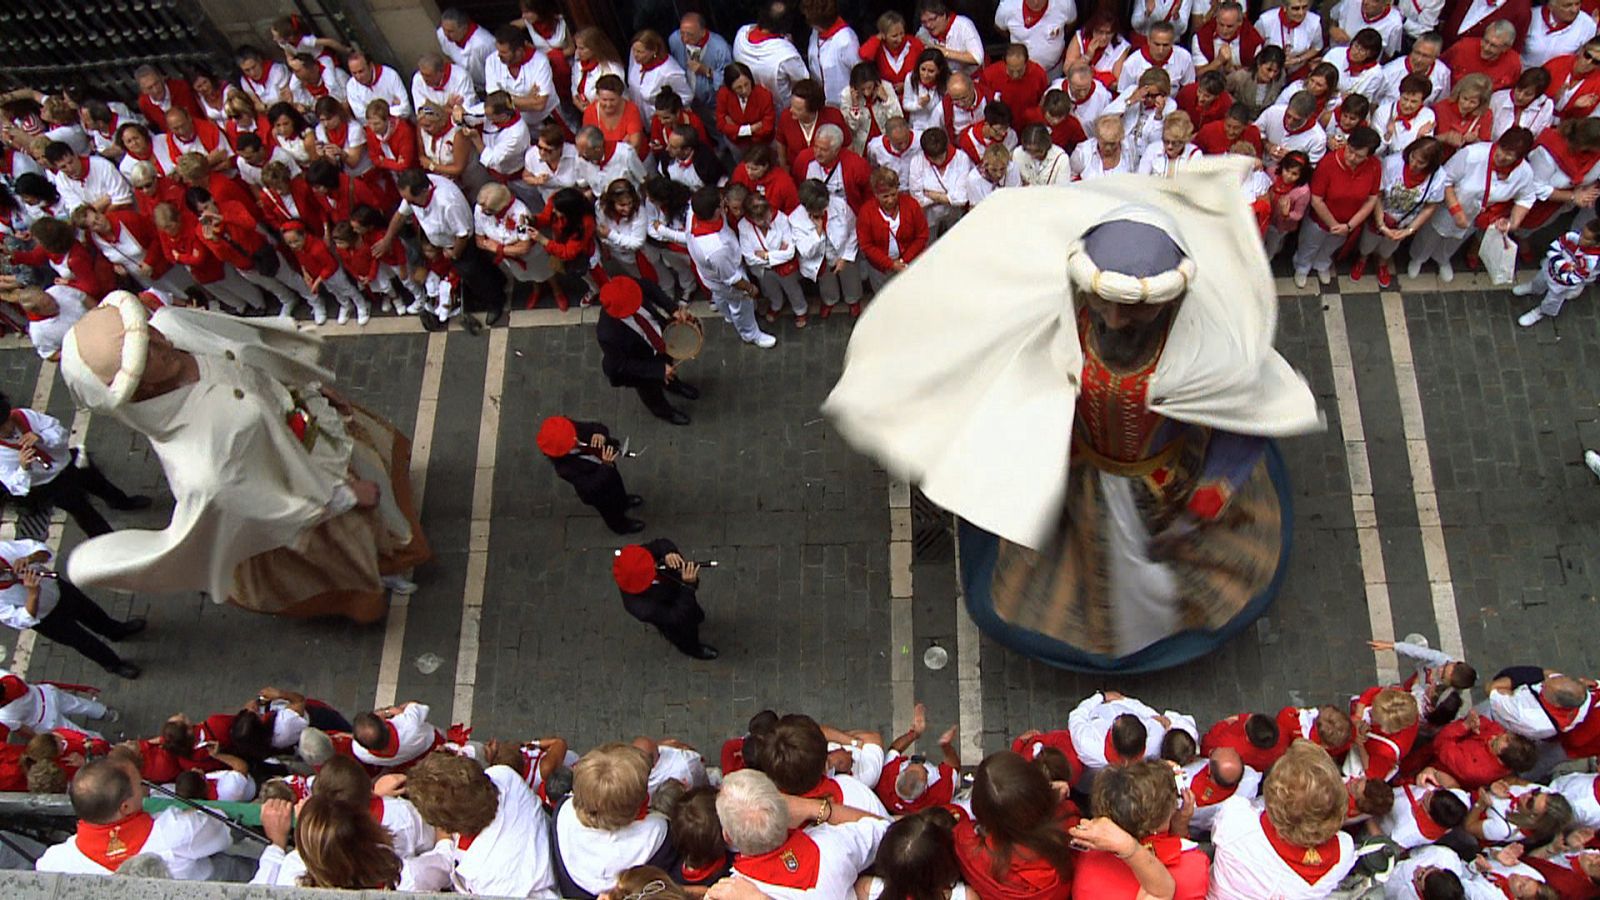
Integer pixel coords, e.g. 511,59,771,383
1513,218,1600,327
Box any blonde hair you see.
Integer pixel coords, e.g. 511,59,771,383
127,160,158,190
1094,114,1125,141
1452,72,1494,104
572,742,652,831
475,182,512,215
1163,111,1195,141
224,92,255,120
1370,688,1419,734
1262,740,1346,847
174,151,210,184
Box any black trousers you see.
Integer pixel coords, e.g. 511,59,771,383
30,580,125,669
452,246,507,316
657,621,705,656
634,382,681,420
25,453,134,537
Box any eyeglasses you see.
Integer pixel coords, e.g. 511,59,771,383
624,881,670,900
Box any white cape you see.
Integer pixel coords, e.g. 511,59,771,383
823,158,1323,550
65,308,353,600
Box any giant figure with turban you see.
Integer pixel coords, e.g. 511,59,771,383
826,160,1322,671
56,292,430,623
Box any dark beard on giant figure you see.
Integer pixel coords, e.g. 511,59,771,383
1087,303,1175,370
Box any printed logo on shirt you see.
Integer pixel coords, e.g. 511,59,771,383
782,849,799,872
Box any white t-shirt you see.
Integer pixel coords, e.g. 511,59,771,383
995,0,1076,72
917,14,987,75
37,808,232,880
1208,796,1356,900
399,177,476,251
555,802,671,896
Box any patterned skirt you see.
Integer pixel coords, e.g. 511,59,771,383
959,441,1292,673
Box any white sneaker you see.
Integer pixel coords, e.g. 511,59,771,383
99,707,120,723
405,299,425,315
312,309,328,326
1511,281,1536,296
1585,450,1600,481
336,307,351,325
1293,271,1308,288
356,312,371,326
1437,261,1454,283
1406,259,1423,279
748,332,777,348
1518,308,1544,327
381,575,417,595
1316,267,1333,285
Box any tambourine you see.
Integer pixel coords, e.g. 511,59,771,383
663,315,704,361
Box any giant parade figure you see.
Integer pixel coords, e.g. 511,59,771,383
826,160,1322,672
55,292,430,624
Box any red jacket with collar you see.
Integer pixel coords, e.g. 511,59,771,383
1177,83,1234,129
312,174,383,226
716,84,778,148
289,231,340,282
207,171,263,220
775,107,850,168
12,241,115,298
134,177,187,220
855,196,928,272
194,200,267,269
364,117,419,174
730,163,800,213
258,177,328,234
791,147,873,210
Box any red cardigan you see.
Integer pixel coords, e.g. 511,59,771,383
716,84,777,150
13,242,115,299
258,178,328,234
775,107,850,167
365,118,419,173
1177,83,1234,129
979,60,1050,127
312,173,383,226
855,196,929,272
791,147,873,211
730,163,800,213
290,232,340,282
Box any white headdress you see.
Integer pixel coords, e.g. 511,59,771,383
59,291,150,412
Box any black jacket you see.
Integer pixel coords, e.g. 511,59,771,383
620,538,704,633
547,420,626,511
596,278,679,388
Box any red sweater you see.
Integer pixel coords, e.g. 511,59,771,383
792,146,873,210
873,756,956,815
730,163,800,213
365,118,419,173
1443,39,1523,92
1196,121,1263,155
335,240,379,281
224,117,275,153
1310,148,1381,223
288,232,339,282
1200,713,1281,772
855,196,929,272
534,198,597,264
1424,718,1514,791
207,171,262,221
775,107,850,167
1430,98,1494,160
134,177,187,220
1048,116,1088,151
979,60,1050,126
158,216,224,283
859,35,926,91
312,174,383,226
953,803,1077,900
194,200,267,269
716,84,778,149
648,110,710,156
12,242,114,299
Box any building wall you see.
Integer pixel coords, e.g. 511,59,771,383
192,0,442,73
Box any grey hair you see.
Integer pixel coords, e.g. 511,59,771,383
298,727,335,766
1415,31,1444,51
1286,90,1318,117
1066,61,1094,83
133,65,160,82
417,52,446,73
577,125,606,149
814,123,845,149
439,7,472,27
127,160,158,190
715,769,790,855
116,853,173,878
1485,19,1516,42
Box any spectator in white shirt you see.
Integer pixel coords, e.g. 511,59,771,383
996,0,1076,75
412,52,484,123
438,6,500,92
485,24,558,129
404,753,559,898
720,768,889,900
0,392,148,540
345,50,413,120
792,177,863,313
917,0,986,75
1526,0,1599,67
1119,21,1197,93
553,742,675,898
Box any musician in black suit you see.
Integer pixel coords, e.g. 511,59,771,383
537,416,644,534
596,276,700,426
613,539,717,660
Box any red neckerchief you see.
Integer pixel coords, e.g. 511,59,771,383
1405,786,1451,840
244,62,276,91
367,721,404,759
358,63,383,88
530,19,559,40
456,831,480,851
368,794,385,822
734,830,821,889
1021,0,1048,29
1363,3,1391,23
1078,32,1107,67
747,27,784,44
304,78,329,99
1141,44,1168,66
1278,7,1304,44
1409,58,1435,79
926,17,950,41
1347,53,1378,75
75,812,156,871
1284,109,1316,136
679,857,725,883
1272,174,1296,195
818,17,850,41
1189,765,1240,807
639,54,668,74
93,115,118,140
323,121,348,148
448,23,478,49
1393,100,1421,129
1536,127,1600,180
800,776,845,804
1484,871,1517,897
878,134,908,158
690,214,724,237
125,142,152,162
426,62,454,90
1142,834,1186,867
1545,5,1576,32
1402,161,1428,187
576,59,599,97
1259,812,1341,883
507,45,536,77
0,410,51,467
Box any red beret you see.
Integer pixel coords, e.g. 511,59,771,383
599,277,643,318
612,545,656,593
536,416,578,458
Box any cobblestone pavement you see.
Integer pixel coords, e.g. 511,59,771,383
1,270,1595,761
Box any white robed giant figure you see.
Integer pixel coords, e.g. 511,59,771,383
57,293,430,623
825,158,1322,671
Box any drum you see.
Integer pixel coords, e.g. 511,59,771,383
663,316,704,360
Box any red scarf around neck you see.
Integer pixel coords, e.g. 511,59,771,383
1259,812,1341,884
76,812,156,871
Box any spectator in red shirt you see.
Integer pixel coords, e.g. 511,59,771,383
859,10,926,96
362,100,418,184
1432,73,1496,161
185,186,316,318
856,166,928,297
716,62,778,156
1072,759,1208,900
282,220,366,325
134,65,202,132
1040,89,1087,151
150,201,263,313
1177,71,1233,131
1443,22,1523,93
730,144,800,213
1292,125,1381,286
980,44,1049,129
647,89,709,159
1196,102,1264,155
774,79,848,169
305,158,384,226
791,123,873,210
173,151,262,221
1410,710,1538,791
12,217,115,299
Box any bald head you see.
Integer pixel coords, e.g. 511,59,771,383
1544,675,1588,709
1208,747,1244,787
69,759,139,824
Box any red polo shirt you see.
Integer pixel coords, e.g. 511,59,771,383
979,60,1050,126
1442,39,1523,92
1310,147,1381,222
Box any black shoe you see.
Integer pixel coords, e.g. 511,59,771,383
111,495,152,511
110,617,147,641
104,662,141,680
485,305,507,327
460,313,483,336
666,381,700,400
663,411,691,426
626,494,644,508
612,518,646,534
687,644,719,660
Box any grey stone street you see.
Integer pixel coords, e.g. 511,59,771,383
3,273,1597,763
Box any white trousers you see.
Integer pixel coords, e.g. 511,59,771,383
204,265,269,312
15,685,107,738
710,289,763,341
1411,224,1474,267
239,255,317,315
644,246,697,301
1526,269,1589,317
321,268,370,317
1292,218,1345,275
759,269,807,314
816,258,863,306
